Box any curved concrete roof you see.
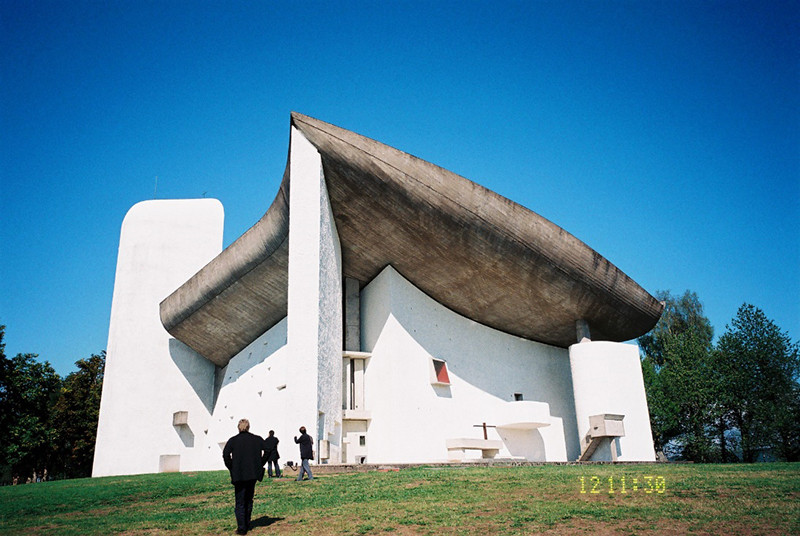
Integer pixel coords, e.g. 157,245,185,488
161,112,663,366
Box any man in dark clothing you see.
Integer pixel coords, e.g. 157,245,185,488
263,430,281,478
223,419,267,535
293,426,314,481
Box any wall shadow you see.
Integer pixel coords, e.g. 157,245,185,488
217,318,288,392
169,339,215,413
432,384,452,398
497,427,546,461
174,424,195,448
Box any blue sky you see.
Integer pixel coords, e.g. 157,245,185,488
1,1,798,377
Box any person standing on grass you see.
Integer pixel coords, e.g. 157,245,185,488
223,419,267,535
294,426,314,481
263,430,281,478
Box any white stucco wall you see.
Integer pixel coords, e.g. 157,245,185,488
95,185,655,474
286,126,343,463
200,317,290,471
360,266,580,463
569,341,656,461
93,199,223,477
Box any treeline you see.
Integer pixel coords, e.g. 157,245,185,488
0,326,104,483
639,293,800,462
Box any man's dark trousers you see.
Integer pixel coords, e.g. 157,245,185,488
234,479,257,532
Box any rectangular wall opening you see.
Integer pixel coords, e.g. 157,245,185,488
431,358,450,385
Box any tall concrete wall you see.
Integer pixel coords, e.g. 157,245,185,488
93,199,223,477
201,318,289,471
360,266,580,463
569,341,656,461
285,126,343,463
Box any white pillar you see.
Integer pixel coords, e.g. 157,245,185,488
93,199,223,476
285,127,343,463
569,341,656,461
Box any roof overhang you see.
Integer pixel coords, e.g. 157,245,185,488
160,112,663,366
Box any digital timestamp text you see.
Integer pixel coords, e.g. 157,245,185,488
579,475,666,494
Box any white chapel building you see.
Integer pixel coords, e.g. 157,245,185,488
92,113,663,477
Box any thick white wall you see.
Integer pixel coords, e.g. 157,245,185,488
361,266,580,463
93,199,223,477
569,341,656,461
200,318,290,470
285,127,343,463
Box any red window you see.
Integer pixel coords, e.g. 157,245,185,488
433,359,450,384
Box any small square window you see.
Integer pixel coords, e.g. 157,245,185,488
514,393,524,401
359,435,366,447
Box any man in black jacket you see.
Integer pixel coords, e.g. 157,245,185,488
223,419,267,535
263,430,281,478
293,426,314,481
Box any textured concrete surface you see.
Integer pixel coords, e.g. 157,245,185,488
284,126,343,463
160,112,663,366
159,170,290,366
344,277,361,352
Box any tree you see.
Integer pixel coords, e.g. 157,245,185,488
639,290,714,367
0,325,6,482
0,326,62,481
715,304,800,462
50,352,105,478
638,291,717,461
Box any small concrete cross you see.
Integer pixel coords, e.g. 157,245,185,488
473,422,496,440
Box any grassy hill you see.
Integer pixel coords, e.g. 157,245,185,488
0,463,797,535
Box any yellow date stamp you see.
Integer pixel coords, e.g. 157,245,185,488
579,475,666,494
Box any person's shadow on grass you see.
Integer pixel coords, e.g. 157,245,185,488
250,515,284,528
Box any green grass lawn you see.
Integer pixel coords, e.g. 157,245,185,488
1,463,797,535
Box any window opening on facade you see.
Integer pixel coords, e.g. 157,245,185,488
431,358,450,385
349,359,356,409
342,354,367,411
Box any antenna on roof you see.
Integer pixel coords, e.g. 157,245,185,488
154,176,158,199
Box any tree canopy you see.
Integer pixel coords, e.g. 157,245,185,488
50,352,105,477
638,290,717,461
714,304,800,462
640,297,799,462
0,326,61,480
0,326,105,481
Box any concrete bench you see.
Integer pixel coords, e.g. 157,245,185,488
446,438,503,461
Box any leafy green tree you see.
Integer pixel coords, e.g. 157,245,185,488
714,304,800,462
0,326,62,481
50,352,105,478
638,291,717,461
639,290,714,367
0,325,6,482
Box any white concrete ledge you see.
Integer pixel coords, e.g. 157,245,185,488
342,351,371,360
494,400,552,430
446,438,503,450
343,409,372,421
446,438,503,461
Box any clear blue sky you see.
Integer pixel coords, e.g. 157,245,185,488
1,1,798,377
